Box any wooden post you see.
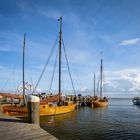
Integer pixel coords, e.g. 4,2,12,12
27,95,40,126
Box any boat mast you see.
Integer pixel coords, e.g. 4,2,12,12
100,51,103,99
23,33,26,106
94,73,96,97
58,16,62,103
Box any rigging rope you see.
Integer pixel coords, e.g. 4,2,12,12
32,35,59,94
102,65,107,95
48,48,59,94
96,78,100,96
1,75,11,92
1,63,17,92
1,45,23,92
62,38,76,96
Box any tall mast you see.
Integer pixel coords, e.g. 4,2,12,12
23,33,26,106
94,73,96,97
100,51,103,99
58,16,62,102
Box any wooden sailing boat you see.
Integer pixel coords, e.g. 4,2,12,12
92,52,108,107
2,33,27,116
90,73,99,107
39,16,77,116
2,17,77,117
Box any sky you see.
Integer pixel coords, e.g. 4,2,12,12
0,0,140,97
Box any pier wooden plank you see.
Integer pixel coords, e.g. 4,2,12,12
0,112,58,140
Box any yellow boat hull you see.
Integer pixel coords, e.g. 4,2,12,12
40,103,76,116
2,102,77,117
92,100,108,107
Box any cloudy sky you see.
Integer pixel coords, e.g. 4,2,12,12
0,0,140,97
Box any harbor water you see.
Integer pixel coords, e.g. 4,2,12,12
40,98,140,140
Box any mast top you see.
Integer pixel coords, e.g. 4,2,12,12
100,51,103,60
23,33,26,45
58,16,62,21
58,16,62,34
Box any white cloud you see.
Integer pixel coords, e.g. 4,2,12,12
0,47,11,52
104,68,140,93
0,66,6,70
0,31,22,52
39,9,62,20
119,38,140,46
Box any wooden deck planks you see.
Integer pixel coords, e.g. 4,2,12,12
0,112,58,140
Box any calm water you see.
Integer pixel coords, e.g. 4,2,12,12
40,98,140,140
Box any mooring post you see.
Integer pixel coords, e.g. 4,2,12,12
27,95,40,126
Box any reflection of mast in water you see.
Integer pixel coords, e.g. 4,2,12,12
48,116,55,124
40,110,77,126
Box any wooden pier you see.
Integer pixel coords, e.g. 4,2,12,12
0,112,58,140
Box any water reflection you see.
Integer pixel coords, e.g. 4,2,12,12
40,110,77,126
40,99,140,140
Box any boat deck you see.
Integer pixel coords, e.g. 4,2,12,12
0,111,58,140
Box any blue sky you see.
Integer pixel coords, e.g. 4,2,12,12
0,0,140,97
